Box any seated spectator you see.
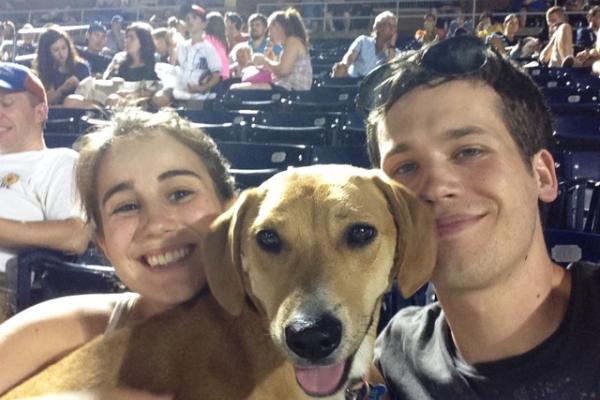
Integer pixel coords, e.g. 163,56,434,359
246,12,281,57
0,62,88,323
78,21,112,76
539,6,573,67
448,11,474,37
152,4,222,107
33,26,90,106
225,12,249,47
229,41,253,78
566,6,600,67
414,13,437,47
0,21,16,61
230,8,312,91
104,22,158,82
205,11,230,80
334,11,398,78
0,108,234,395
106,14,125,54
476,12,502,39
16,24,37,57
487,13,521,54
152,27,178,65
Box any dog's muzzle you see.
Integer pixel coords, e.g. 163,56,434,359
285,313,351,397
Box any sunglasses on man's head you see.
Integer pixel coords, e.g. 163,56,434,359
356,35,489,116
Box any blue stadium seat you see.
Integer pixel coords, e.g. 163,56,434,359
47,108,103,134
338,112,367,145
177,109,251,142
542,87,600,116
217,89,286,111
311,145,371,168
562,151,600,180
247,112,339,145
5,249,122,313
545,229,600,265
553,116,600,150
284,87,358,112
218,142,312,170
314,76,362,90
44,133,80,149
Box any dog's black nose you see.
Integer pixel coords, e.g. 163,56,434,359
285,314,342,361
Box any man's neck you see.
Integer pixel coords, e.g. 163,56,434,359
190,31,204,44
251,36,266,48
436,232,571,365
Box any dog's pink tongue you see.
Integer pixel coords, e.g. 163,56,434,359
294,361,345,396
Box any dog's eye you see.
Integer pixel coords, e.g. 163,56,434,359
256,229,282,253
346,224,377,247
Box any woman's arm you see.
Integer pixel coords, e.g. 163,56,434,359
256,36,304,78
0,294,117,394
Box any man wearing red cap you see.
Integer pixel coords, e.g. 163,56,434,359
0,62,89,321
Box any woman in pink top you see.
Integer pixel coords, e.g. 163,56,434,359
205,11,230,80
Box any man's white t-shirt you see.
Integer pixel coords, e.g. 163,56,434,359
175,38,222,100
0,148,80,272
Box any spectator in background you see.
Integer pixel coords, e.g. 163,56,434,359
104,22,158,82
539,6,573,67
246,12,281,57
106,14,126,54
225,12,249,47
487,13,521,54
16,24,37,57
229,41,253,78
475,12,502,39
567,6,600,67
0,62,88,323
152,4,222,107
448,11,474,37
152,27,178,64
414,13,437,47
231,8,312,91
334,11,398,78
0,21,16,61
78,21,112,76
33,26,90,106
205,11,230,81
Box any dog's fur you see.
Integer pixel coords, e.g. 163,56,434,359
2,165,436,400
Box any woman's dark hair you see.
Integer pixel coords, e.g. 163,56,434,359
206,11,229,52
268,8,309,48
33,25,83,89
126,22,156,68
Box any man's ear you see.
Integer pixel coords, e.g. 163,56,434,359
35,101,48,126
533,149,558,204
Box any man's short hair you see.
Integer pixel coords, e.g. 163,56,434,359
0,62,47,105
365,37,553,171
180,4,207,21
373,10,396,31
225,12,244,31
152,27,168,39
87,21,107,34
587,6,600,21
248,12,267,27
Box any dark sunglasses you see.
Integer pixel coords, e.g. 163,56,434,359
356,35,489,116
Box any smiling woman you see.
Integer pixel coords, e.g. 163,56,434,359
0,109,235,396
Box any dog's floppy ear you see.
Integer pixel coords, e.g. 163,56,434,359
202,189,258,316
371,172,437,298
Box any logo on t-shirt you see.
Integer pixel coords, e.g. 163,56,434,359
0,173,19,189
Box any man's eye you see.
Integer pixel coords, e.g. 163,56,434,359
112,202,139,215
456,148,483,159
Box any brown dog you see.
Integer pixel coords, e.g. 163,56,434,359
2,165,436,400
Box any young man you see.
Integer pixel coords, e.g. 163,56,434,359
78,21,111,75
225,11,249,47
0,62,88,321
539,6,573,67
363,36,600,398
246,12,281,57
335,11,398,78
152,4,221,107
